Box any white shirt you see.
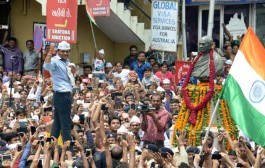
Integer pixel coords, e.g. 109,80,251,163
67,67,75,86
93,58,105,74
113,69,130,85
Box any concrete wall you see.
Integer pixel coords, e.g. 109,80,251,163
10,0,46,51
9,0,141,65
113,43,145,64
130,0,152,29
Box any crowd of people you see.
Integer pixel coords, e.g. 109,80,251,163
0,36,264,168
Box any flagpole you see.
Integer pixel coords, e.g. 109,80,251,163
182,0,187,60
89,16,97,51
207,0,216,37
199,98,220,155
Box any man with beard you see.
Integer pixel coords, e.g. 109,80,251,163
123,45,138,67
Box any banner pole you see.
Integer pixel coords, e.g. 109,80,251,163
182,0,187,60
40,49,43,77
161,51,165,62
199,98,220,155
89,19,97,51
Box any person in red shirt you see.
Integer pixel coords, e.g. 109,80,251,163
155,62,176,91
42,44,51,79
140,93,170,149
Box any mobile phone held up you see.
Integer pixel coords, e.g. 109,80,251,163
70,141,75,147
86,149,91,156
30,126,36,134
211,153,222,160
79,114,85,124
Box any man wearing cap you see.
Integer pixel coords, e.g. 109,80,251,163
224,59,232,78
186,146,200,167
105,62,113,84
93,49,106,80
105,62,113,74
162,78,176,97
43,41,72,142
140,144,159,167
160,147,175,166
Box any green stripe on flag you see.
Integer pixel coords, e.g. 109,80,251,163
222,75,265,147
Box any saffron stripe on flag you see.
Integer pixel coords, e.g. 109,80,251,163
240,27,265,80
84,0,97,25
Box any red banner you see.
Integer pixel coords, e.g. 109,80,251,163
46,0,77,43
175,61,192,85
88,0,110,17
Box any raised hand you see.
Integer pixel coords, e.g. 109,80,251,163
49,43,55,54
62,141,70,151
121,139,128,149
217,133,224,144
37,74,43,84
222,130,230,139
127,134,135,150
257,146,264,155
2,160,11,168
152,152,165,165
176,130,186,147
103,138,110,148
99,97,107,105
75,140,84,152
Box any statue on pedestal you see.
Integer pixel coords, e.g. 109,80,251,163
192,36,223,82
172,36,238,148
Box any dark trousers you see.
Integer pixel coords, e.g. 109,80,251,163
51,92,72,142
143,141,164,149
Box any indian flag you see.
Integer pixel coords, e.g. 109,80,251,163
221,28,265,147
84,0,97,25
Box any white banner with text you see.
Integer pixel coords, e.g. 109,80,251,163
151,0,178,52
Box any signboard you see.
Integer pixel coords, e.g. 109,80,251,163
34,26,43,53
186,0,263,5
151,1,178,52
88,0,110,16
33,23,59,51
46,0,77,43
175,61,192,85
225,13,247,40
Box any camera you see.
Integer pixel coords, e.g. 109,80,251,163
137,103,150,113
1,154,12,160
138,101,155,113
